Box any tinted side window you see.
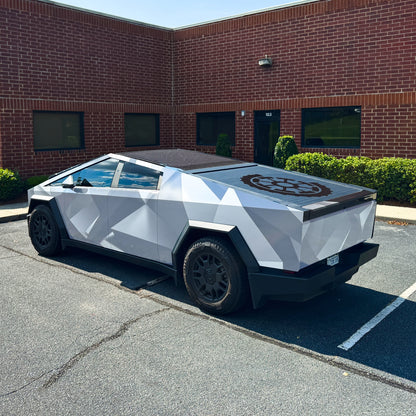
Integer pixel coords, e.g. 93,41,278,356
51,158,119,187
74,158,119,187
117,162,160,190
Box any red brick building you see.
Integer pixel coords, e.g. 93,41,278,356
1,0,415,177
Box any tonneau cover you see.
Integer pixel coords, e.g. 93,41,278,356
196,165,376,220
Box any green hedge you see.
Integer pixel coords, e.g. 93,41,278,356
0,170,50,201
26,175,49,189
0,169,25,201
286,153,416,204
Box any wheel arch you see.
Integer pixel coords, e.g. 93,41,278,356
172,220,259,286
28,196,69,240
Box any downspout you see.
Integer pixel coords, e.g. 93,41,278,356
171,30,175,148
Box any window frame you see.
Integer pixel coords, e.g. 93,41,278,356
301,106,361,149
113,161,162,191
124,113,160,147
50,158,163,191
49,158,120,188
196,112,236,146
33,111,85,151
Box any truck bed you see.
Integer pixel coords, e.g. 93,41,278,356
194,164,376,220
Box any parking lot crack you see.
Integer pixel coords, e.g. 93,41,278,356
42,307,169,389
0,371,53,398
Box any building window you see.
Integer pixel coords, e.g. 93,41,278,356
197,112,235,146
33,111,84,151
125,114,159,147
302,107,361,148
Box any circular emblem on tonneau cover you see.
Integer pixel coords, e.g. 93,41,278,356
240,174,332,197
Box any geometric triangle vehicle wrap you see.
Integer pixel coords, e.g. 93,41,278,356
29,152,377,273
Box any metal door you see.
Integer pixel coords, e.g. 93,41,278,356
254,110,280,166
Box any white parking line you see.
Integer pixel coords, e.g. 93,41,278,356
338,281,416,351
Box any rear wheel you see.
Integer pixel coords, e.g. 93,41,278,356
29,205,61,256
183,237,248,315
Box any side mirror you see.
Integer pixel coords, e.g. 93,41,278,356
62,175,75,189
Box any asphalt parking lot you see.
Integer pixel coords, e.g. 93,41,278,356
1,219,415,415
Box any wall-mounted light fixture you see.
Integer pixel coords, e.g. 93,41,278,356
258,55,273,67
241,110,245,117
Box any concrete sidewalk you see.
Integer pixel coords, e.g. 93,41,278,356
0,201,415,224
376,204,416,224
0,202,29,223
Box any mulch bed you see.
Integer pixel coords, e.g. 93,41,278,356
0,193,28,206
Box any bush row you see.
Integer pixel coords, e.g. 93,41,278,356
285,153,416,204
0,169,49,201
3,154,416,204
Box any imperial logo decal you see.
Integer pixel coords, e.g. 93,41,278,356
240,174,332,197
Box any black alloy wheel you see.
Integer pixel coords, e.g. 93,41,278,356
183,237,248,315
29,205,61,256
190,250,228,302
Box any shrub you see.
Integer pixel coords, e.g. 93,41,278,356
0,168,25,201
273,135,298,169
216,133,232,157
369,158,416,203
26,175,49,189
285,153,416,204
285,152,336,179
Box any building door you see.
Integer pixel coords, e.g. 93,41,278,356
254,110,280,166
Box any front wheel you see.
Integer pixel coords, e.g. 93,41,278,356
183,237,248,315
29,205,61,256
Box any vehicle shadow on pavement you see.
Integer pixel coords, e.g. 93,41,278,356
146,275,416,386
53,247,164,289
51,247,416,386
225,285,416,384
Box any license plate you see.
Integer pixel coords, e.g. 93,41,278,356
327,254,339,267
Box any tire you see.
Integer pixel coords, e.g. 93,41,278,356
29,205,61,256
183,237,248,315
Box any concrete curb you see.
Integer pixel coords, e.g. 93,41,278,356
0,212,28,224
376,205,416,225
0,204,28,224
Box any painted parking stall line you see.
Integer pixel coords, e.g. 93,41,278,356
338,281,416,351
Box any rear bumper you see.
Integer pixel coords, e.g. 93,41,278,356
248,242,379,309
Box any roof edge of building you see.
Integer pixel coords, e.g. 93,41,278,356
36,0,321,31
37,0,172,30
173,0,321,30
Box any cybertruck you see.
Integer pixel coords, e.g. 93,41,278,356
28,149,378,314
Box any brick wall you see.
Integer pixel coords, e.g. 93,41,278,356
1,0,415,177
174,0,416,161
362,104,416,158
0,0,173,176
